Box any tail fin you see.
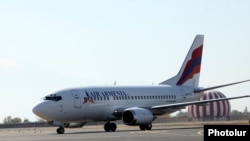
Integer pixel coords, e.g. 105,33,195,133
160,35,204,86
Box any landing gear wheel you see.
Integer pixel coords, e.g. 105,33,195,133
57,126,65,134
139,124,152,131
104,122,117,132
139,125,146,130
110,123,117,132
146,123,152,130
104,122,110,132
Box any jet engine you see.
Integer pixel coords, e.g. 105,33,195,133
63,122,87,128
122,107,153,125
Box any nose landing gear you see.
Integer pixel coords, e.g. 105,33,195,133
56,126,65,134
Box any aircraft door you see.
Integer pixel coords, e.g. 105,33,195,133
71,90,81,108
179,88,186,102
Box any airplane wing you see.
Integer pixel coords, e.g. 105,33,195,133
152,95,250,110
153,79,250,110
193,79,250,93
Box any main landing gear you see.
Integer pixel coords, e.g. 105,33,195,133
139,123,152,130
57,126,65,134
104,122,152,132
104,122,117,132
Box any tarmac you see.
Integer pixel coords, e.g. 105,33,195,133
0,120,248,141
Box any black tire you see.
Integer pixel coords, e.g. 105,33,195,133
139,125,146,130
104,123,110,132
145,124,152,130
56,127,65,134
110,123,117,132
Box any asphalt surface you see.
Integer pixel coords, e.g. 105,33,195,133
0,120,249,141
0,124,203,141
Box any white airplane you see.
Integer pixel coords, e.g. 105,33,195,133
32,35,250,134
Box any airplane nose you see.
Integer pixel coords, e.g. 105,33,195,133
32,104,44,118
32,105,41,116
32,102,53,121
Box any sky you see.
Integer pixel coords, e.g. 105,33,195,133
0,0,250,123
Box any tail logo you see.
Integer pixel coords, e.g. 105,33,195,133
177,45,203,85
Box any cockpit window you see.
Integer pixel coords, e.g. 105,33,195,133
43,94,62,101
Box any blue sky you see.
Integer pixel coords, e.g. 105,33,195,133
0,0,250,122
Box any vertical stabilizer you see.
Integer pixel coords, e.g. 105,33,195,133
160,35,204,86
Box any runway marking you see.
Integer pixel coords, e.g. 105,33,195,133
1,135,121,141
130,129,203,137
197,130,203,135
130,130,169,134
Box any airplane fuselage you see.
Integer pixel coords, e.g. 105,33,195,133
34,85,201,123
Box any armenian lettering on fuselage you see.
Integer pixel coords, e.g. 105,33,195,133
85,90,128,97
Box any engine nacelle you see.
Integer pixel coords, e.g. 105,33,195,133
122,107,153,125
64,122,87,128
